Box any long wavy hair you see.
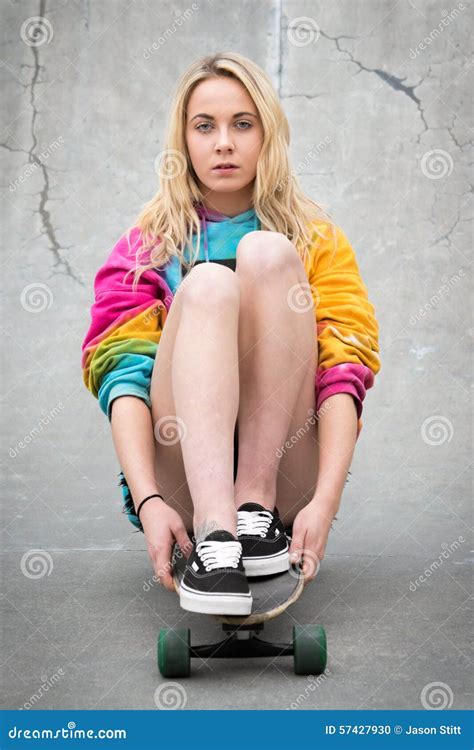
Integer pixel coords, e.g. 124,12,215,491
125,51,336,290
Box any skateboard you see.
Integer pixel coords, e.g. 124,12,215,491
157,543,327,677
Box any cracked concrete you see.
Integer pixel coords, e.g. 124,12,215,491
318,28,432,140
2,0,82,285
2,0,472,713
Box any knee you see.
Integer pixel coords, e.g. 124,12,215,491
180,262,240,308
236,230,301,275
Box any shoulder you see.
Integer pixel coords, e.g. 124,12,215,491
303,219,353,274
93,227,161,290
106,226,145,262
101,226,163,272
307,219,352,248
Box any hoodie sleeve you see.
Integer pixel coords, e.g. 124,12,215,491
81,228,173,421
304,222,381,438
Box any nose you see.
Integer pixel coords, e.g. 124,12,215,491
215,127,234,152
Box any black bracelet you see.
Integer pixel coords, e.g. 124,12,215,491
136,493,165,521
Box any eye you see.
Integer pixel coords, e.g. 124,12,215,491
195,120,253,132
196,122,212,132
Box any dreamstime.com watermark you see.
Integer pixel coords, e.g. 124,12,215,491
276,400,332,458
274,137,332,193
20,669,66,709
143,268,196,325
20,549,54,579
9,402,64,458
287,16,320,47
9,137,64,192
8,722,126,740
286,669,331,709
142,543,186,592
154,681,187,709
143,4,199,58
409,268,465,325
20,16,54,46
409,3,466,59
276,408,317,458
287,281,320,313
154,414,188,446
421,415,454,446
420,148,454,179
20,282,54,313
420,681,454,710
142,524,217,590
409,536,465,591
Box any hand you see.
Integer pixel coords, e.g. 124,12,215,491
288,498,337,585
140,499,193,592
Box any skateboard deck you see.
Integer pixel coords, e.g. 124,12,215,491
171,543,304,625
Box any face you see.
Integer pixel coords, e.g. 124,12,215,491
185,76,264,215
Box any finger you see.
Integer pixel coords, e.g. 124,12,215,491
158,564,175,592
174,526,193,558
161,573,175,592
302,550,321,583
155,544,174,591
288,524,306,565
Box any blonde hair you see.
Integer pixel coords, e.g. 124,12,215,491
125,51,336,290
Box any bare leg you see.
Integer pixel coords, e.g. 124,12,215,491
233,231,318,512
172,263,240,537
151,263,241,539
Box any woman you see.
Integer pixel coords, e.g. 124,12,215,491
81,51,381,615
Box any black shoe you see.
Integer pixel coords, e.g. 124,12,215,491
236,502,290,576
178,530,253,615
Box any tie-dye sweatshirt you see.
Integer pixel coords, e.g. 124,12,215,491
81,203,380,438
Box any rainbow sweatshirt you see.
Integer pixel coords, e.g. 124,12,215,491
81,204,381,438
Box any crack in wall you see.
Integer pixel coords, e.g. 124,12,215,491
432,210,461,248
283,93,327,100
317,29,431,142
316,30,473,156
8,0,83,285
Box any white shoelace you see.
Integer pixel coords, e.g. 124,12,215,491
237,509,273,538
196,540,242,572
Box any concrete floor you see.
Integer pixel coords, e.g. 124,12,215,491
2,445,472,710
2,0,472,711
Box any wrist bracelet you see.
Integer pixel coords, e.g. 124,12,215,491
136,493,165,521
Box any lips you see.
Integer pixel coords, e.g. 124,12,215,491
213,164,238,169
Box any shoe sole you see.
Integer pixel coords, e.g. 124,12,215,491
242,549,290,577
178,583,253,615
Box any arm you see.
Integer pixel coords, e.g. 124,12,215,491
81,227,172,420
310,222,380,499
111,395,192,591
314,391,358,506
81,229,191,587
289,223,381,580
308,222,381,438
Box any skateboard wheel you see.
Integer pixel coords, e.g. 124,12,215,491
293,624,327,675
158,628,191,678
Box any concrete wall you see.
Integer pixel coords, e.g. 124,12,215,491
2,0,471,709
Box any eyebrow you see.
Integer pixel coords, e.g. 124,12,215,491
190,111,258,122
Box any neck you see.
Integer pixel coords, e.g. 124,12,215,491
198,185,255,218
